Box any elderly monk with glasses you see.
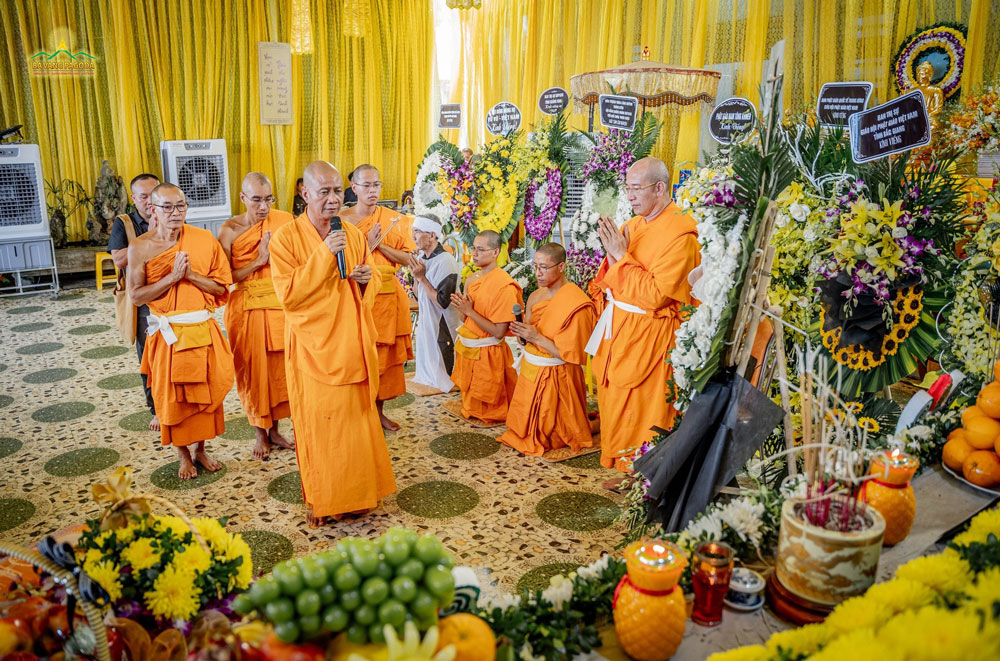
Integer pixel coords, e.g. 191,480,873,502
498,242,597,457
449,230,524,424
586,157,701,481
127,184,235,479
340,164,416,432
218,172,296,460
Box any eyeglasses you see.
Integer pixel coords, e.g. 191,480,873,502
533,262,564,272
622,182,659,194
244,196,276,205
356,182,383,191
471,246,497,254
153,202,188,214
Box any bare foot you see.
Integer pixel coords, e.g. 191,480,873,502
177,452,197,479
602,476,628,493
149,414,161,432
589,417,601,435
377,401,400,431
194,450,223,472
269,426,295,450
306,509,329,528
253,427,270,460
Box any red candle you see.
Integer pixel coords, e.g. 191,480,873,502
692,541,734,626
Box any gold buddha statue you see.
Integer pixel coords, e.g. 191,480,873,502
912,61,943,133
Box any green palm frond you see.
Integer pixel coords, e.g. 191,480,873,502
628,112,662,160
425,136,464,168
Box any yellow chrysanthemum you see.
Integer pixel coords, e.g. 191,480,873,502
85,559,123,602
705,645,770,661
964,508,1000,540
960,567,1000,619
223,535,254,590
809,628,902,661
145,564,201,622
862,577,936,614
156,515,193,540
172,543,212,576
121,538,160,571
765,622,834,656
116,525,136,544
824,595,891,633
950,529,989,547
84,547,104,568
894,553,973,594
877,605,1000,661
192,517,229,552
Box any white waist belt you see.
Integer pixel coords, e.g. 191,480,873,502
513,349,566,372
147,310,212,346
458,334,503,348
584,289,646,356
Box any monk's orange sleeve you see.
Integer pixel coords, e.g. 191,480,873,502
601,233,700,310
556,304,597,365
209,241,233,307
270,233,339,312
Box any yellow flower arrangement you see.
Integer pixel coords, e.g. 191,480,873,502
706,645,771,661
964,508,1000,541
807,629,901,661
823,596,891,633
862,577,936,614
894,552,973,594
146,564,202,622
173,542,212,576
222,535,254,590
960,567,1000,620
193,516,230,552
122,537,160,571
85,559,123,602
764,623,834,656
878,606,1000,660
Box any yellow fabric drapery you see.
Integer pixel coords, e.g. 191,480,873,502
0,0,434,242
448,0,1000,181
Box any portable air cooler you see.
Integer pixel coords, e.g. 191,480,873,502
0,144,48,241
159,139,231,222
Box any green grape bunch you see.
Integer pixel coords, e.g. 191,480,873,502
232,527,457,645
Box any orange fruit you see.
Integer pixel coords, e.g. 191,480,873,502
948,428,968,444
943,435,975,471
994,359,1000,383
962,405,987,426
962,450,1000,488
977,382,1000,418
436,613,496,661
964,416,1000,450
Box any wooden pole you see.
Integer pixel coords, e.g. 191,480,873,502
771,306,797,476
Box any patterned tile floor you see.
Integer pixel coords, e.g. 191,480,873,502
0,288,623,598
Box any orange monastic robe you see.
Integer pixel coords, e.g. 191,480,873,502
223,210,293,429
451,268,523,423
498,282,597,456
140,225,235,447
269,212,397,517
351,206,415,401
588,203,700,471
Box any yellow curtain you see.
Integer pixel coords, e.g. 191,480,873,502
0,0,434,242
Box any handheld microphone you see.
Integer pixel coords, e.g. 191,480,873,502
512,304,527,345
330,216,347,279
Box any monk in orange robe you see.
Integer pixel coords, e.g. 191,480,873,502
127,183,235,479
219,173,295,460
587,157,700,475
499,243,597,456
450,230,523,424
341,165,414,431
269,161,396,526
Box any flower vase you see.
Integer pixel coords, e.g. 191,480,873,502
613,541,687,661
774,498,885,606
858,450,919,546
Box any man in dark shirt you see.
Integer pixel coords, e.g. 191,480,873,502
292,177,307,217
343,168,358,206
108,173,160,431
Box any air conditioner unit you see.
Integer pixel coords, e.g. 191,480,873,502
0,144,48,240
160,139,231,222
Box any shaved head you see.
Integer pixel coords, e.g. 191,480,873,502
629,157,670,185
304,161,340,188
302,161,345,222
151,182,183,204
353,164,378,177
241,172,271,193
476,230,501,250
536,242,566,263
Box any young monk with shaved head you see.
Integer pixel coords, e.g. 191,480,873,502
340,164,416,432
586,156,701,480
268,161,396,527
127,183,235,479
449,230,523,424
499,242,597,456
218,172,295,460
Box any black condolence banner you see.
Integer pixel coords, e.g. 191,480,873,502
817,82,873,127
438,103,461,129
598,94,638,131
848,90,930,163
708,97,756,144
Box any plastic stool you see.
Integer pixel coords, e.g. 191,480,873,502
95,251,118,291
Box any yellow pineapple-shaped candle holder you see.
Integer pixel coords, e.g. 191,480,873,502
858,449,919,546
613,540,688,661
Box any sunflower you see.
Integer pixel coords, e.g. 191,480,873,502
844,401,864,414
145,564,201,622
857,417,880,433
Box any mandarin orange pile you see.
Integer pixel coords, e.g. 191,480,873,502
943,362,1000,488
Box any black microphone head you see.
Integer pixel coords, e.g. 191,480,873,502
512,304,523,316
330,216,342,230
